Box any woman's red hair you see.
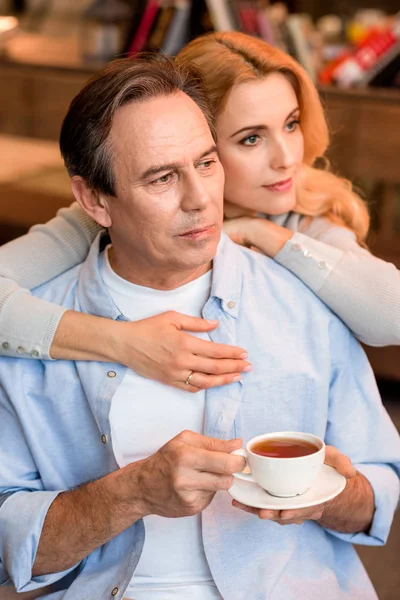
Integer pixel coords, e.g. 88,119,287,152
177,31,369,243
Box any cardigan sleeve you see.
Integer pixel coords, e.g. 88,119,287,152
0,203,101,359
274,217,400,346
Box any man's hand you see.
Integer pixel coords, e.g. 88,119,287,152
136,431,246,518
33,431,245,577
232,446,375,533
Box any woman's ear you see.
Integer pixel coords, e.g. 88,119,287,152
71,176,112,228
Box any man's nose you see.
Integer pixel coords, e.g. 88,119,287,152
270,137,296,171
180,172,211,212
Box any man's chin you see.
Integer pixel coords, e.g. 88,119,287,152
176,236,219,269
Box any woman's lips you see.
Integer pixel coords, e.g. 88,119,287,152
264,177,293,192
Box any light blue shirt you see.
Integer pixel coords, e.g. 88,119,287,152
1,232,399,600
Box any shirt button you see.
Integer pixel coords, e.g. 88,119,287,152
101,434,108,444
107,371,117,378
303,250,312,258
291,243,301,252
31,349,40,357
17,346,25,354
2,342,9,350
111,588,119,596
227,301,235,309
318,260,327,269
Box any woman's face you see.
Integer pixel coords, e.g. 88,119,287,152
216,73,304,216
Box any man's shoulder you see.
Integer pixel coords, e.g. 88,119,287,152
226,238,353,337
231,239,324,303
32,263,83,309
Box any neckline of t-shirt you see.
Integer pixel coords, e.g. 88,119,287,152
101,245,212,298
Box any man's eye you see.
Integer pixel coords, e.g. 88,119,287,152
199,159,216,169
240,134,260,146
153,173,171,184
286,119,300,132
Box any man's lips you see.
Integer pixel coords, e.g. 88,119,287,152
264,177,293,192
178,224,216,239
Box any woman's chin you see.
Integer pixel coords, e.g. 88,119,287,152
224,188,297,217
259,190,297,216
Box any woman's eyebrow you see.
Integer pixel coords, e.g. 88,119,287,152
230,106,300,138
230,124,267,138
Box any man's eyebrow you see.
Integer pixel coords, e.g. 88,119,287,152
140,145,218,181
230,107,300,138
195,144,219,163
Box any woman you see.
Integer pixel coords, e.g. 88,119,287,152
0,31,398,390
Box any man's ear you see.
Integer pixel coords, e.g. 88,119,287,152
71,176,112,228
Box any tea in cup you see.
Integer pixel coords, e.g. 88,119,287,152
231,431,325,497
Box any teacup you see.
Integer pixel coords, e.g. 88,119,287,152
231,431,325,497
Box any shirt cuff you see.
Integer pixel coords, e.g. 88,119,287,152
0,490,75,591
325,464,400,547
274,232,344,292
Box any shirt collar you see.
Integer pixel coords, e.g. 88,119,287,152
76,231,243,320
76,231,123,320
209,232,243,319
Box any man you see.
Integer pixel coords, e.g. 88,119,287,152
0,55,399,600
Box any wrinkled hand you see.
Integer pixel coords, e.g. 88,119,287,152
137,431,246,518
116,311,251,392
232,446,357,525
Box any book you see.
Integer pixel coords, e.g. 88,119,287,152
121,0,148,55
361,41,400,87
127,0,160,55
236,0,259,36
256,6,275,45
161,0,191,56
205,0,236,32
332,21,400,87
286,14,317,81
369,49,400,87
146,3,175,51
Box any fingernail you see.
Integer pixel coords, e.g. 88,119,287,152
240,352,248,359
233,375,242,382
207,320,218,325
243,365,252,372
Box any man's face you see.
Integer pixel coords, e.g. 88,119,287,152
105,92,225,286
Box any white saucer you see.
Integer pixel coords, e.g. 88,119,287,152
228,464,346,510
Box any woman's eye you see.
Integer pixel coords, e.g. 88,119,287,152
286,119,300,132
241,134,260,146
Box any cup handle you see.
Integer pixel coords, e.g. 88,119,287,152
231,448,256,483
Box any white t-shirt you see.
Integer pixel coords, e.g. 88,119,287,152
101,248,222,600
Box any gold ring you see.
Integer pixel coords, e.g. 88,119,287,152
185,371,195,385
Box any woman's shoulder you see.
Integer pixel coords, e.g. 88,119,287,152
270,212,356,242
268,211,307,232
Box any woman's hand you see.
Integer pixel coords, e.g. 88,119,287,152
113,311,252,392
223,217,293,258
52,310,251,392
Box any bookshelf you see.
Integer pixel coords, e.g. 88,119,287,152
290,0,400,21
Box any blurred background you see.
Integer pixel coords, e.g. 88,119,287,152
0,1,399,599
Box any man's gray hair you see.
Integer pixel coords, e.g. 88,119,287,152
60,53,216,196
